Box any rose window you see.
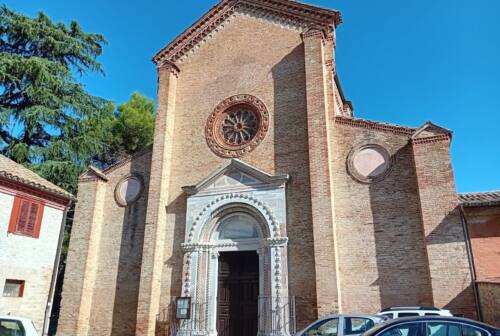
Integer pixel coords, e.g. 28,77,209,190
206,95,269,158
222,109,258,146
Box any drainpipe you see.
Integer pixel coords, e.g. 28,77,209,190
42,201,72,336
458,204,483,321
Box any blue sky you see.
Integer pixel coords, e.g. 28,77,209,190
5,0,499,192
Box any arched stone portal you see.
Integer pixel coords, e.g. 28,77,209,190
179,160,291,336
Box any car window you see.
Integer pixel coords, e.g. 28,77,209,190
398,313,420,318
424,314,440,316
345,318,375,335
305,318,339,336
381,313,394,319
462,325,488,336
379,323,420,336
0,319,25,336
426,322,461,336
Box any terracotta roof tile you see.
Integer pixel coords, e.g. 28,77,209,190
458,191,500,207
0,155,74,200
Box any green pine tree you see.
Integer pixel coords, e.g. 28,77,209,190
94,92,155,167
0,5,112,194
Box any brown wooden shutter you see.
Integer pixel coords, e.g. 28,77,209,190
17,199,31,233
8,196,44,238
26,202,39,235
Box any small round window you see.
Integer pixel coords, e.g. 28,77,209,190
115,175,144,206
347,144,392,183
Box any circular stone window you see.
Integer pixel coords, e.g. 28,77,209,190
347,144,393,183
206,94,269,158
115,175,144,207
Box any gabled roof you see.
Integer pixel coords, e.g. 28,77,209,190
78,146,153,182
412,121,452,140
182,159,289,195
153,0,341,64
459,191,500,207
79,166,109,182
0,154,74,200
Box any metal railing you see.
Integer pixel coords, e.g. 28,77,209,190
156,296,296,336
258,296,296,335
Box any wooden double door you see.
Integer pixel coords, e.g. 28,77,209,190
217,251,259,336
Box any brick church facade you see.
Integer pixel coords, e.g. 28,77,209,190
57,1,489,335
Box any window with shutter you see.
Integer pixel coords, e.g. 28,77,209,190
3,279,25,297
8,196,44,238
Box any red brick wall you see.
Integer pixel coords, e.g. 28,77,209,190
412,137,476,318
331,121,433,313
463,206,500,281
157,14,318,329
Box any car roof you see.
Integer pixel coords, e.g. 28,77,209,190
363,316,499,336
320,314,385,319
0,315,32,322
380,307,444,312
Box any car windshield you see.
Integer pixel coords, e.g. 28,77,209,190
0,319,25,336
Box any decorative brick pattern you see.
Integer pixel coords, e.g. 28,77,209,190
153,0,341,64
411,134,451,145
335,116,415,135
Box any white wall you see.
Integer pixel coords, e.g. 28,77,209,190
0,191,64,333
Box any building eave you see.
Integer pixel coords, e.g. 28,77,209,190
459,191,500,207
153,0,341,65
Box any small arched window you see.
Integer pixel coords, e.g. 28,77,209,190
217,213,260,240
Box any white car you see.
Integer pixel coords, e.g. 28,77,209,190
378,307,453,319
295,314,386,336
0,315,38,336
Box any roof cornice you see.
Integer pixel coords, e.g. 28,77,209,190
153,0,341,64
334,116,416,136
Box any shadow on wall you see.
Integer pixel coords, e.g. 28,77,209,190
165,192,187,298
426,208,477,318
272,44,318,329
426,209,470,245
369,144,434,309
110,157,150,336
154,192,187,334
446,284,477,319
369,143,476,318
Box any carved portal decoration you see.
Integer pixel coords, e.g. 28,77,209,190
206,94,269,158
178,160,291,336
347,143,393,184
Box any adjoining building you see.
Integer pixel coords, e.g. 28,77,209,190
57,1,498,335
459,192,500,326
0,154,73,334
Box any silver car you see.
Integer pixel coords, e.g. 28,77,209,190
295,314,386,336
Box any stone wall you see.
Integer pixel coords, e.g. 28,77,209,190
0,191,64,332
57,150,151,336
477,281,500,327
